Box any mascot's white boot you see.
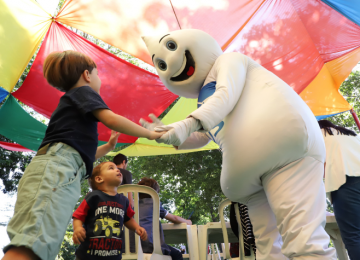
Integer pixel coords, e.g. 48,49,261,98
141,29,335,260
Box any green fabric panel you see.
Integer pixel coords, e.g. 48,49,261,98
0,95,47,151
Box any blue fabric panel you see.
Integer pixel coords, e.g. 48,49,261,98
0,87,9,103
316,111,348,120
322,0,360,26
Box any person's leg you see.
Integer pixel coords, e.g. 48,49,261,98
246,189,287,260
3,143,86,260
167,245,183,260
332,176,360,260
263,157,335,259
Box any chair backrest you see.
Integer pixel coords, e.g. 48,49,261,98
118,184,163,257
219,198,243,259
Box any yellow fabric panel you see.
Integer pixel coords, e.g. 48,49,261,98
107,142,219,157
0,0,51,92
325,47,360,88
108,97,219,156
300,65,351,117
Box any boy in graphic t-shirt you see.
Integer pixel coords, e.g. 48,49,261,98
73,161,147,260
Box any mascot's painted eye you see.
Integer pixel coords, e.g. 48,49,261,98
158,60,167,71
166,40,177,51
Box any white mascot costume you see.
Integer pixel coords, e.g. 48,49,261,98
141,30,335,260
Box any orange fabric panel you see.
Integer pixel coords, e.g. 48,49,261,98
300,65,351,117
170,0,265,49
290,0,360,62
225,0,323,94
56,0,180,65
325,47,360,88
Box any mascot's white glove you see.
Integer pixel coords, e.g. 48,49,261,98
154,117,202,146
140,114,164,131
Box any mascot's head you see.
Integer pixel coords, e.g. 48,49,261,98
142,29,223,98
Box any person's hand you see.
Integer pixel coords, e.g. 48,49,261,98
148,131,167,140
154,117,201,146
108,130,120,149
185,219,192,225
140,114,164,131
73,226,86,245
135,226,148,241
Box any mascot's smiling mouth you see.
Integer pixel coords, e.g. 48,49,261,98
170,50,195,82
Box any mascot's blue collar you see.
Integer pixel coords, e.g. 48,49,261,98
198,81,216,108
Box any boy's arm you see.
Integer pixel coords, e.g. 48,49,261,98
124,218,147,241
165,213,192,225
95,130,120,160
73,218,86,244
93,109,164,140
72,198,91,244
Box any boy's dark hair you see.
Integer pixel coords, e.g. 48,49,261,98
113,153,128,166
318,120,357,136
88,162,108,190
138,177,160,199
43,50,97,92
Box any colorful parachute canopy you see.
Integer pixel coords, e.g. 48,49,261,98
0,141,33,153
0,0,51,93
1,0,360,157
56,0,359,119
12,22,178,144
56,0,266,65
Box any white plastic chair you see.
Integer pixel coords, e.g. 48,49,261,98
219,199,255,260
118,184,171,260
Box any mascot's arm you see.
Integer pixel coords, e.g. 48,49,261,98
190,53,248,131
177,132,210,150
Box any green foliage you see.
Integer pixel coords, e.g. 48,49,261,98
127,150,226,224
0,135,34,193
56,224,77,260
329,71,360,133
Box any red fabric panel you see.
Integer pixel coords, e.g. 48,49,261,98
225,0,323,94
290,0,360,63
13,22,178,144
0,141,33,152
171,0,266,49
73,199,90,223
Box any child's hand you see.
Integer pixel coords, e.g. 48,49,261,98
135,226,148,241
185,219,192,225
73,226,87,245
108,130,121,149
148,131,167,140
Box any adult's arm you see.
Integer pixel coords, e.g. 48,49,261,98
165,213,192,225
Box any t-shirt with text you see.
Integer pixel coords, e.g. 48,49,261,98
73,190,135,260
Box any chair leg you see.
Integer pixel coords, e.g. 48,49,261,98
198,225,209,260
331,230,349,260
187,225,200,260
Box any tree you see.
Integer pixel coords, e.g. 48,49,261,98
329,70,360,133
125,150,227,224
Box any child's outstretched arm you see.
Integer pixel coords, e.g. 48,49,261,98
93,109,164,140
95,130,120,160
124,218,147,241
73,218,86,244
